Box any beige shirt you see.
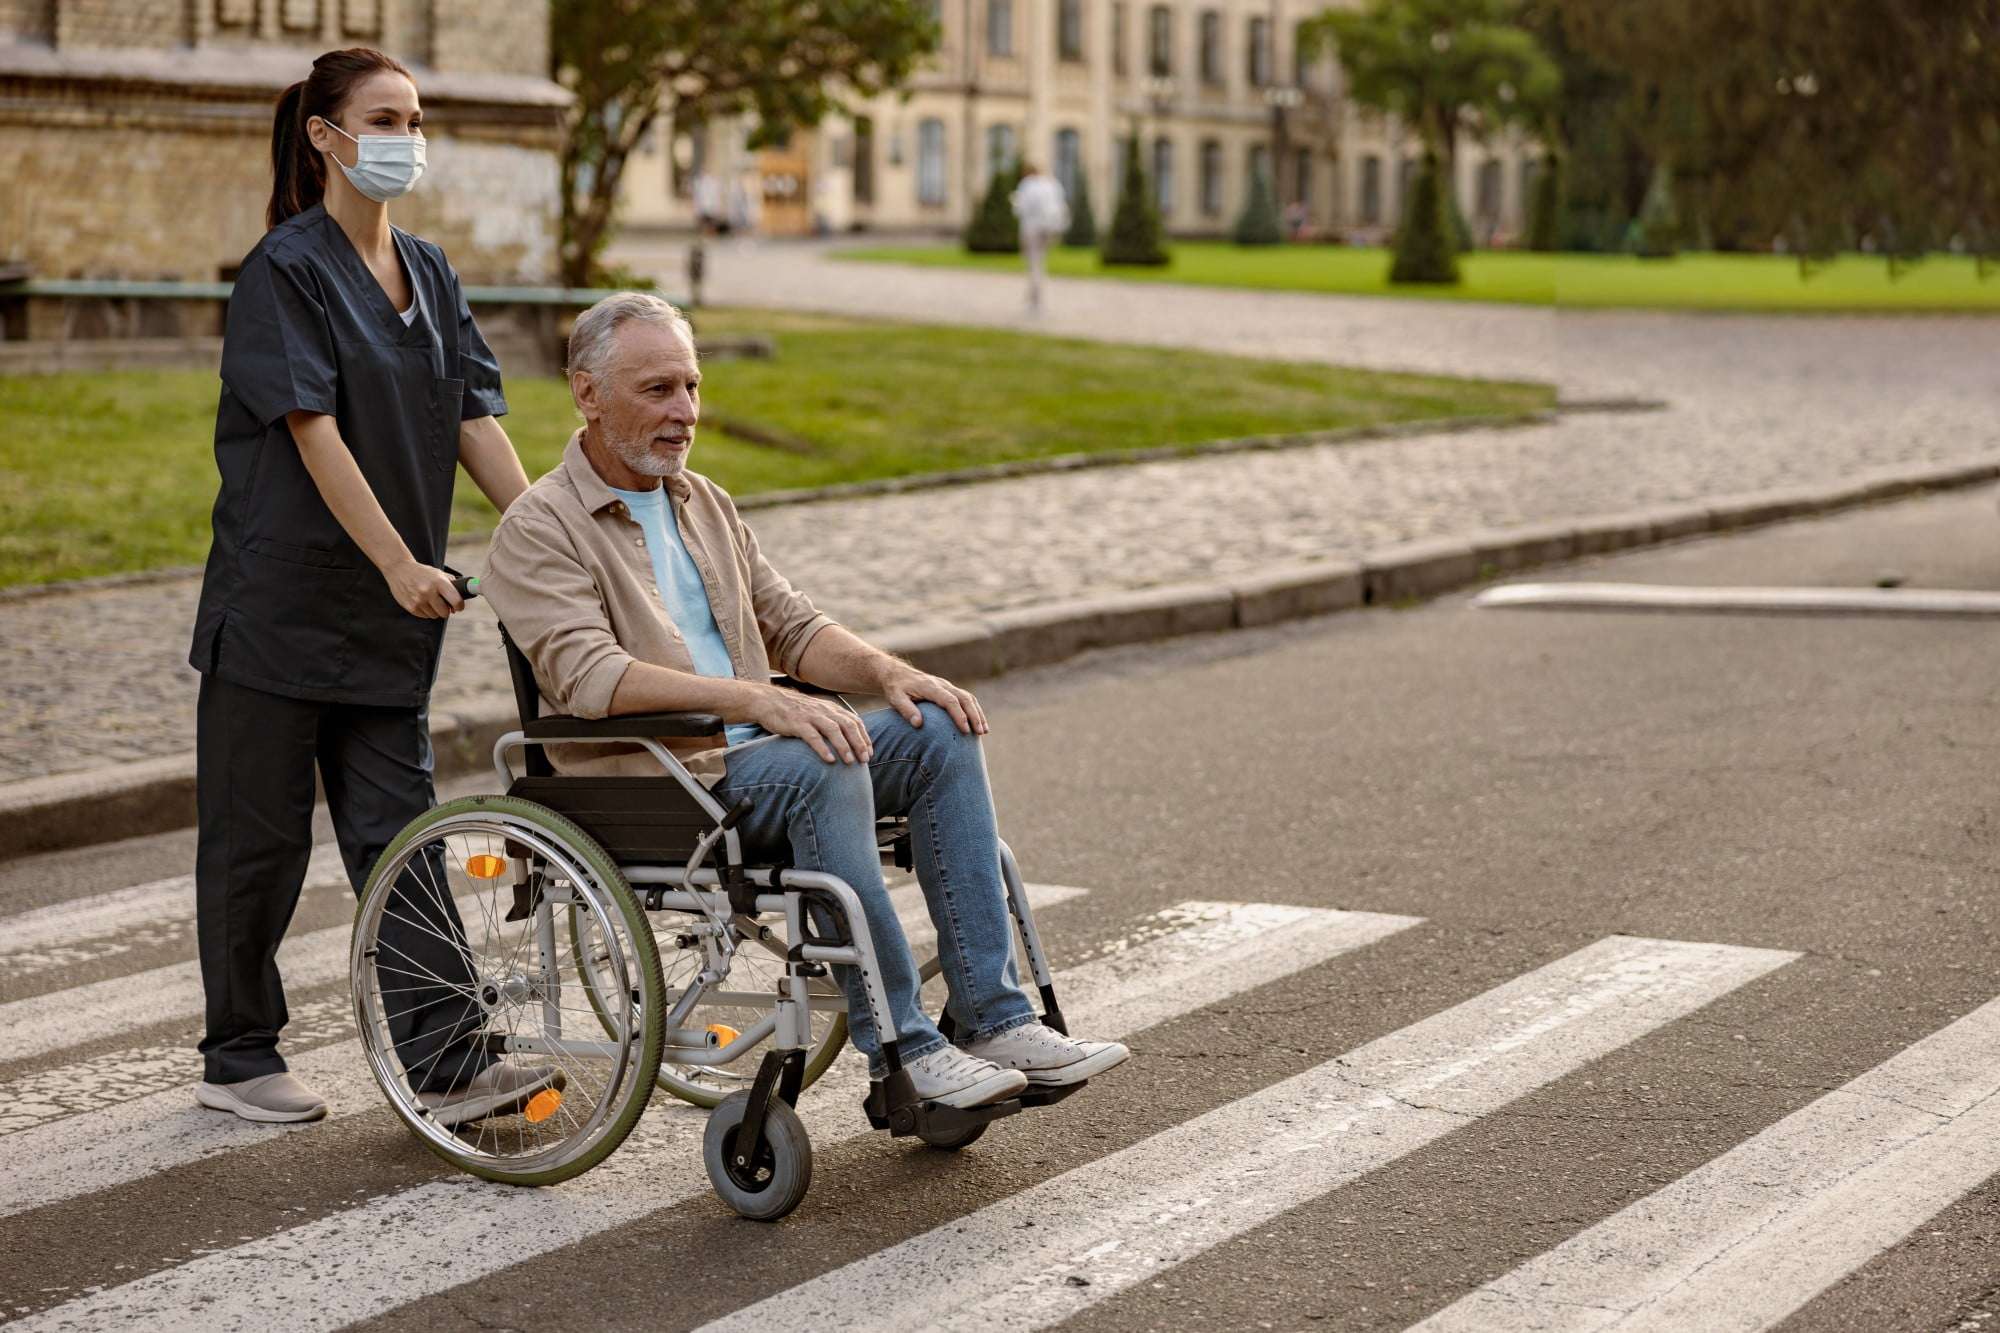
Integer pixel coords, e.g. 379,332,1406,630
480,432,836,783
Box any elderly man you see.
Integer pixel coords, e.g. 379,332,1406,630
480,293,1128,1109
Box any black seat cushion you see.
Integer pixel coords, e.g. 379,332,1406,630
521,712,723,741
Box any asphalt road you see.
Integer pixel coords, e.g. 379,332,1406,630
3,488,1997,1332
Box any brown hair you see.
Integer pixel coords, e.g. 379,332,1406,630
267,47,415,229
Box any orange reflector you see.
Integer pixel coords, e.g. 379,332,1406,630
523,1089,563,1123
706,1024,740,1046
465,854,508,880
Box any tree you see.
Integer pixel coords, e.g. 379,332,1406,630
965,162,1022,253
1526,153,1563,251
1063,171,1098,248
1391,150,1460,282
1102,132,1169,266
551,0,939,286
1632,161,1679,258
1305,0,1560,195
1233,164,1284,245
1548,0,2000,269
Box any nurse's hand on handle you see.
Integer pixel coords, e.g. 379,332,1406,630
383,558,464,619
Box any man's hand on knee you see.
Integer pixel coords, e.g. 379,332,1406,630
880,664,988,737
752,686,875,764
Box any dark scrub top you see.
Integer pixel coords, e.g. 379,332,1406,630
188,204,507,707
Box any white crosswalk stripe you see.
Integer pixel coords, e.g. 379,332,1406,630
1412,993,2000,1333
0,882,1088,1218
699,935,1798,1333
7,899,1419,1332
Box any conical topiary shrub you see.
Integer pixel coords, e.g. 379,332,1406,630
1232,164,1283,245
1527,153,1564,253
1063,170,1098,248
964,161,1022,254
1390,151,1460,284
1634,162,1679,259
1102,132,1169,266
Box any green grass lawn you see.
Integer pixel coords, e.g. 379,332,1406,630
0,307,1549,588
837,243,2000,312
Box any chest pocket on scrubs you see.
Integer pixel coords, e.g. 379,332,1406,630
429,375,464,472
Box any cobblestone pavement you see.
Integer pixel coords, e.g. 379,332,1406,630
3,241,1995,784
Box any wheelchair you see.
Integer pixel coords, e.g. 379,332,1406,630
348,593,1080,1220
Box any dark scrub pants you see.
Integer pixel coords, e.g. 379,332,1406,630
188,204,508,1091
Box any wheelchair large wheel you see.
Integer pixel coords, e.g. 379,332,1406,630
571,905,849,1110
352,795,665,1186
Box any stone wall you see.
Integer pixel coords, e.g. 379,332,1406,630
0,0,567,299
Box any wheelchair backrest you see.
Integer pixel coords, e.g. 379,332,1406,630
497,624,555,778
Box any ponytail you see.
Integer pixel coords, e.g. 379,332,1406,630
267,81,321,229
263,47,416,230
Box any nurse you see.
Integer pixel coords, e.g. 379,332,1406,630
188,46,547,1125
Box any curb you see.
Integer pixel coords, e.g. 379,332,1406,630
6,450,1999,860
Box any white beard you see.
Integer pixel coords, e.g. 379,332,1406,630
608,428,688,478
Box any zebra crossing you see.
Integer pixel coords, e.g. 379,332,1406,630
4,845,1998,1331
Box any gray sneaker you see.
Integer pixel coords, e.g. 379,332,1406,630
418,1063,565,1128
195,1072,329,1124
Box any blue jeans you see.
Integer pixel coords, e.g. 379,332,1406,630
712,703,1036,1076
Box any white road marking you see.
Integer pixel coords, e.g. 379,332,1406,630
1474,582,2000,617
701,935,1798,1333
0,883,1087,1217
10,899,1416,1331
1412,994,2000,1333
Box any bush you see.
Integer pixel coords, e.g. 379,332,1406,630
1390,152,1460,284
1232,164,1283,245
1063,171,1098,248
1102,133,1169,266
1634,163,1680,259
964,162,1022,254
1527,154,1564,253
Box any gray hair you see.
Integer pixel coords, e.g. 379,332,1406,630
566,291,695,382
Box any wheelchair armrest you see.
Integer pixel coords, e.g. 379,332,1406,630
521,711,725,740
769,673,844,701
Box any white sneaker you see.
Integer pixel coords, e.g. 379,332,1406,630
961,1021,1130,1087
903,1045,1029,1109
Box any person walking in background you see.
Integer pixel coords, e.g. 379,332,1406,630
1011,163,1070,314
187,46,548,1125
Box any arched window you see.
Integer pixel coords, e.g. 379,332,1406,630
1058,0,1085,61
1199,11,1222,84
1054,128,1084,199
1360,154,1382,224
1153,136,1175,216
985,123,1019,185
987,0,1015,57
1148,5,1174,76
1247,16,1271,86
1200,139,1223,216
917,118,948,207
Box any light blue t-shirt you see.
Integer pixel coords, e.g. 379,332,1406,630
612,484,761,746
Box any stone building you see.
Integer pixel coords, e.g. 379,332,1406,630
617,0,1536,245
0,0,567,345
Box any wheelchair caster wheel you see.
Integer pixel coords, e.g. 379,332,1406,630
704,1089,813,1221
917,1120,988,1151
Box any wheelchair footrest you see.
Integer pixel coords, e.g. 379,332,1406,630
862,1085,1026,1139
1017,1079,1086,1110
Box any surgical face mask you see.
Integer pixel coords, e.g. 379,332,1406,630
320,119,426,202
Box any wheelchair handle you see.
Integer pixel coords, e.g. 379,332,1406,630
719,797,754,831
451,574,481,602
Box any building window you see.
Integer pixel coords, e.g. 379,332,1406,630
854,117,876,205
1199,11,1222,84
988,0,1015,56
1199,139,1223,216
1397,156,1417,222
1058,0,1085,61
986,123,1019,185
1113,3,1128,76
918,118,948,206
1477,158,1503,221
1360,154,1382,224
1054,128,1083,200
1153,136,1175,216
1295,147,1312,210
1293,20,1314,87
1247,16,1271,87
1148,5,1173,77
1249,143,1271,198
